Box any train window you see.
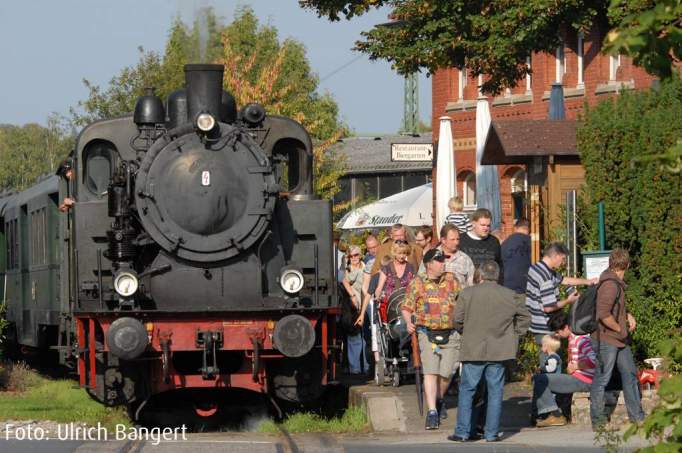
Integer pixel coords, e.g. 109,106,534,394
83,141,116,196
6,219,18,269
30,208,47,266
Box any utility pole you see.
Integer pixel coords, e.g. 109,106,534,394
400,72,419,135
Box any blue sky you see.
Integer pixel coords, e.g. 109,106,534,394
0,0,432,134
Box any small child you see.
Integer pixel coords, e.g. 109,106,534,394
540,335,562,374
445,196,472,233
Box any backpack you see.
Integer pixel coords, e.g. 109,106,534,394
569,278,622,335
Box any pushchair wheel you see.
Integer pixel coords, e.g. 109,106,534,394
392,369,400,387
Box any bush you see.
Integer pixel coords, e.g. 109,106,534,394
578,76,682,366
0,361,42,392
625,333,682,451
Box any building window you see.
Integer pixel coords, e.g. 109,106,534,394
555,45,566,83
334,177,352,205
577,32,584,88
458,67,467,100
379,175,402,198
526,56,532,93
461,171,476,208
404,173,428,191
510,169,527,222
609,54,621,82
353,176,378,202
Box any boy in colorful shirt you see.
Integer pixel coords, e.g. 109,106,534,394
402,249,460,430
532,312,597,427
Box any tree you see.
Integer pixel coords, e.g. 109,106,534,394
71,6,346,200
0,114,74,191
604,0,682,80
299,0,680,94
217,7,343,141
577,77,682,367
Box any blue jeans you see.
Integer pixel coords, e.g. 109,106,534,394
455,362,505,441
533,373,590,415
347,331,368,374
590,341,644,427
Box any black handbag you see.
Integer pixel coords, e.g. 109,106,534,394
427,328,453,345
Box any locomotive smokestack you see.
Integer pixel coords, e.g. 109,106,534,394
184,64,224,124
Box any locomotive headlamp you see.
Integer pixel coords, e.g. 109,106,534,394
280,268,304,295
114,271,139,298
196,113,216,132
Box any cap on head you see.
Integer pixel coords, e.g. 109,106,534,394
423,249,449,264
56,158,73,178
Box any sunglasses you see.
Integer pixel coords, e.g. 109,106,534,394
394,240,408,245
349,253,360,257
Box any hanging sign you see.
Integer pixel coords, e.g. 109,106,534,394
391,143,433,161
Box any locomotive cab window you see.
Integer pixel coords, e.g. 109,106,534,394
272,139,302,192
83,140,117,196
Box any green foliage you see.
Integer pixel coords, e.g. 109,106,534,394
625,334,682,452
0,365,129,429
577,76,682,364
516,333,541,379
301,1,680,95
0,304,8,359
301,1,603,94
604,0,682,80
257,405,368,433
0,114,74,191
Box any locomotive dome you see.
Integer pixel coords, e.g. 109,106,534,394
134,64,278,263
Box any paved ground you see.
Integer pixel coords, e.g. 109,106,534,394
0,425,650,453
0,376,653,452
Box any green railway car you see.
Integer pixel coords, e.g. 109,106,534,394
0,175,70,352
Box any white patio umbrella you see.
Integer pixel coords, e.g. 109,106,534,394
435,117,456,229
475,97,502,231
336,183,432,230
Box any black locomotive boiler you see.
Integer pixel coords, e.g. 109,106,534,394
3,64,338,416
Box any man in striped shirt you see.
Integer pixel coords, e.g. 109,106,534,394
525,242,597,361
532,312,597,427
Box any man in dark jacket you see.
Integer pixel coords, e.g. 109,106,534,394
590,248,644,429
449,261,530,442
458,208,503,283
501,219,530,293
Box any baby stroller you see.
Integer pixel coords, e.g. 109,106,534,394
369,287,414,386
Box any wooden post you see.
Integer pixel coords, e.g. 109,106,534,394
530,185,541,263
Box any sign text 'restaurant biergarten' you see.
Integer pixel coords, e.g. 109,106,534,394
391,143,433,162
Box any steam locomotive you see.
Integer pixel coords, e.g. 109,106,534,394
0,64,337,417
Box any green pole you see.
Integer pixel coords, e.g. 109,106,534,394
598,201,606,251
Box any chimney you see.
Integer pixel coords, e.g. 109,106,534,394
548,83,566,120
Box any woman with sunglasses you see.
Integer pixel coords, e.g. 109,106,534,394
355,241,415,369
342,245,369,374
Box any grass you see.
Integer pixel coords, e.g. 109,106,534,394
257,405,369,434
0,362,130,430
